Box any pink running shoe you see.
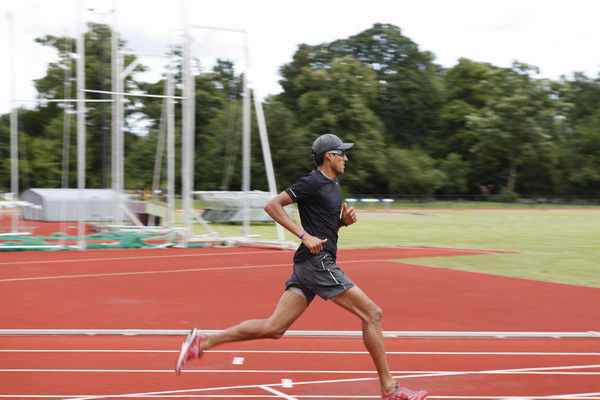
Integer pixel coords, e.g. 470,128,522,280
382,384,428,400
175,328,206,375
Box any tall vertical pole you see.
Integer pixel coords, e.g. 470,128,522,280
111,10,120,223
241,31,251,237
61,38,73,189
76,13,86,251
7,11,19,233
253,93,284,241
166,62,175,228
10,110,18,233
111,5,126,224
116,49,125,221
181,27,193,246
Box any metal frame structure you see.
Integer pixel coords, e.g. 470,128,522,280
7,7,286,249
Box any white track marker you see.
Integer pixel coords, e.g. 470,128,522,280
498,398,533,400
232,357,245,365
281,379,294,388
260,385,298,400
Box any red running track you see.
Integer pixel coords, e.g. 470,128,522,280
1,246,600,399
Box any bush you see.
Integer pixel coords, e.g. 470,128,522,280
493,188,520,203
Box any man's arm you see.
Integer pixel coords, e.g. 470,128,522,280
264,191,327,254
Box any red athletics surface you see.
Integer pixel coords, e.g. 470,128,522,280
1,246,600,399
1,335,600,399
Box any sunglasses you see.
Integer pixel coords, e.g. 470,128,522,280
328,150,346,157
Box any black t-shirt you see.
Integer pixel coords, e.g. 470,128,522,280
285,169,343,262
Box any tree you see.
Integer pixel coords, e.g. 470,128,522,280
436,153,470,194
550,72,600,195
466,63,562,194
386,147,445,195
434,59,497,159
279,23,442,147
33,23,148,188
0,115,10,191
565,111,600,194
130,58,245,192
291,56,387,193
258,98,309,190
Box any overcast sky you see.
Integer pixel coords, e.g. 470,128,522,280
2,0,600,115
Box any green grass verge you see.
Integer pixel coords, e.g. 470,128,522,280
343,209,600,288
195,208,600,288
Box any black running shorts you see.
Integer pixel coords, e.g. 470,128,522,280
285,251,355,304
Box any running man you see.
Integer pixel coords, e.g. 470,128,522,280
175,134,428,400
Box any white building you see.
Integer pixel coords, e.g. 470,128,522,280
20,188,129,222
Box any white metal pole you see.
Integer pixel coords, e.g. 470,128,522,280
76,18,86,251
241,32,251,237
10,105,19,233
253,93,284,241
166,64,175,228
7,10,19,233
181,27,192,246
111,11,120,223
150,94,167,227
61,38,73,189
116,48,125,221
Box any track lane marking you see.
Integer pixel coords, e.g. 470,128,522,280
0,249,285,267
2,349,600,356
8,362,590,400
259,386,299,400
0,246,505,268
2,364,600,374
0,259,398,282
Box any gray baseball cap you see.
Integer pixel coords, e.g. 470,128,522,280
311,134,354,156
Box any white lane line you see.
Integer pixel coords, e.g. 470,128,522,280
2,365,599,375
0,246,418,268
3,397,600,399
0,263,287,282
0,258,395,282
397,246,511,255
259,385,299,400
0,250,284,267
2,349,600,356
544,392,600,399
50,363,600,400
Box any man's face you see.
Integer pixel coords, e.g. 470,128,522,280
327,150,348,175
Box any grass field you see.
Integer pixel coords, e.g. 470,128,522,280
202,207,600,288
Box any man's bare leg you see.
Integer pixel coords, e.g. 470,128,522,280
333,286,397,395
201,289,309,351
